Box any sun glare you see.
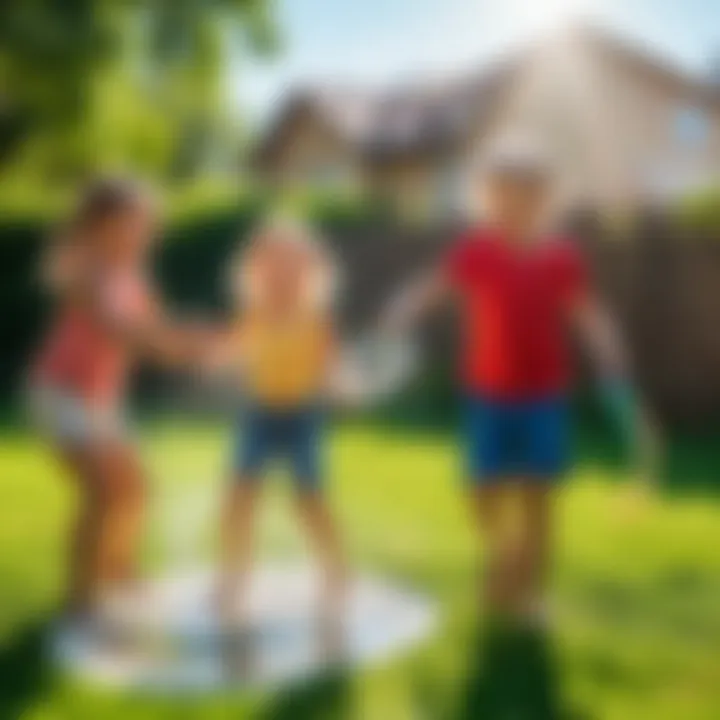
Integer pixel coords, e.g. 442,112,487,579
509,0,596,33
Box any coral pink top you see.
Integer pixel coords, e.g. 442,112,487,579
33,271,151,407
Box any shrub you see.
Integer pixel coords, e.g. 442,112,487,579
677,186,720,233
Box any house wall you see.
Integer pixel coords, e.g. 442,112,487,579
465,36,631,211
586,46,720,202
464,32,720,213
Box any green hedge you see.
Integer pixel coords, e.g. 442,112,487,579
677,186,720,233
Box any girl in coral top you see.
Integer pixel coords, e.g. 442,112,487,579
31,177,204,620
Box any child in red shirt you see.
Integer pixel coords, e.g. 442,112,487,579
381,143,652,621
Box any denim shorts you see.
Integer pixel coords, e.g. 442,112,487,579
232,403,324,491
463,395,570,483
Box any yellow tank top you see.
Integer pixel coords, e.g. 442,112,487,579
240,313,330,406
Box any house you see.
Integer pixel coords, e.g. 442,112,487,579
251,25,720,220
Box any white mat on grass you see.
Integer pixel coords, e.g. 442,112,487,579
53,565,437,692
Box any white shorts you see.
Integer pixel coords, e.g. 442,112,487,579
28,385,129,447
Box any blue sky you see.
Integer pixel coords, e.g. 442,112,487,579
235,0,720,122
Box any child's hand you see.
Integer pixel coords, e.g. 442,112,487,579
326,357,368,407
376,270,448,337
613,482,653,522
182,326,219,366
174,323,232,375
633,406,663,492
614,407,663,522
197,339,234,376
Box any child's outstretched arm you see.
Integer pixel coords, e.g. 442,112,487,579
378,269,451,335
571,293,661,493
197,321,247,376
572,292,627,377
88,281,213,367
322,317,362,404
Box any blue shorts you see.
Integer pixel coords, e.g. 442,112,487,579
463,395,570,483
233,404,324,492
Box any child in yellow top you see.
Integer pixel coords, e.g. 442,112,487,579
214,218,345,618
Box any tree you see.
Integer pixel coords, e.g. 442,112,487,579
0,0,278,182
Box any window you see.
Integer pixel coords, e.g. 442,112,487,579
674,106,710,148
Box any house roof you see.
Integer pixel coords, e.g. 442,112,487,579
364,60,516,158
582,24,720,105
252,24,720,166
251,57,516,164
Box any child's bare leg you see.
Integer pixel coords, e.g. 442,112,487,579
217,481,261,617
295,492,346,614
57,447,103,615
470,484,513,611
84,443,141,600
514,483,554,615
100,444,146,588
68,444,129,610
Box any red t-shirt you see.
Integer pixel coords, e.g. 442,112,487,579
446,228,588,400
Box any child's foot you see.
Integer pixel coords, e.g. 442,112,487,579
220,623,256,682
317,592,349,666
214,575,245,625
318,613,347,665
57,602,98,636
322,568,349,621
515,596,553,629
58,591,110,634
316,569,348,655
480,562,517,618
108,572,146,599
59,594,93,620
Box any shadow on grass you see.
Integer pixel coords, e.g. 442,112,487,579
663,431,720,496
453,624,590,720
0,619,54,720
577,421,720,496
257,669,351,720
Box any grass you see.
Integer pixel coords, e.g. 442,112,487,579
1,423,720,719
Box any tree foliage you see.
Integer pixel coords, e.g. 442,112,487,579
0,0,278,183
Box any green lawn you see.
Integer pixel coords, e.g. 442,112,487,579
1,424,720,719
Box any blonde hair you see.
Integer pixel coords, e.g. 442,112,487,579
228,216,338,313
